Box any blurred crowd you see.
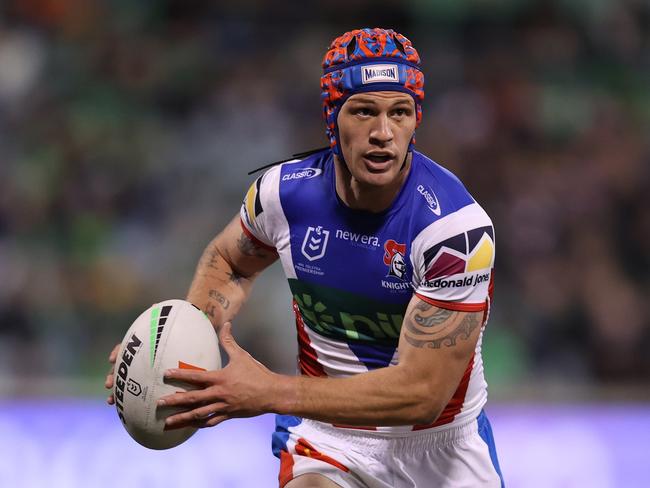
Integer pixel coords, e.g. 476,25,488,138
0,0,648,396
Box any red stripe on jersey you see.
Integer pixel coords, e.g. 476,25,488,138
294,437,350,473
332,423,378,431
293,302,377,430
415,293,487,313
476,271,495,327
239,218,276,251
412,354,475,430
293,300,327,378
488,269,495,304
279,450,295,488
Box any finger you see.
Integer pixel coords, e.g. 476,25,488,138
218,322,240,356
164,403,226,429
165,414,228,431
105,359,117,387
157,388,216,408
107,395,115,405
202,415,228,428
108,343,120,364
163,368,211,386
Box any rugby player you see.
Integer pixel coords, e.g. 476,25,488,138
106,27,503,487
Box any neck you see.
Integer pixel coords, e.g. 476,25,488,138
333,153,412,213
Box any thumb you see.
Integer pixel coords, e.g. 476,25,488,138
218,322,240,356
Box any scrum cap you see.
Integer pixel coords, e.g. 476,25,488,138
321,28,425,156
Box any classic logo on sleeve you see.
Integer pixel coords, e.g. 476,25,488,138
417,184,441,216
422,226,494,288
281,168,322,181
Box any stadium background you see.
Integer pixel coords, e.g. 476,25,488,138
0,0,648,486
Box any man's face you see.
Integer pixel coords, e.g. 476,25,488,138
337,91,417,188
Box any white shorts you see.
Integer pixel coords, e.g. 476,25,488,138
272,410,504,488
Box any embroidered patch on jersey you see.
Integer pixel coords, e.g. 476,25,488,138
383,240,407,279
301,226,330,261
243,176,264,226
422,226,494,286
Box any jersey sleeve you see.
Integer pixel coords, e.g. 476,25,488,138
239,165,282,250
410,202,495,312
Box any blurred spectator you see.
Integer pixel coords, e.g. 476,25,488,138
0,0,648,396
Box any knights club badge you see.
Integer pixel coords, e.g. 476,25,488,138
384,239,407,279
301,226,330,261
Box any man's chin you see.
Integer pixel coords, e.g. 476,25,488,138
354,169,399,188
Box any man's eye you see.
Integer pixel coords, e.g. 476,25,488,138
393,108,409,117
355,107,372,116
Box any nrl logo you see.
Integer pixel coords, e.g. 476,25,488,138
301,226,330,261
126,378,142,397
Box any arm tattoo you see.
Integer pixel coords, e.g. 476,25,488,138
208,289,230,310
412,301,453,327
204,302,217,318
236,232,269,258
203,247,221,271
404,303,481,349
226,270,243,286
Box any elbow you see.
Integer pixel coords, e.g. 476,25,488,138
408,385,446,425
411,403,444,426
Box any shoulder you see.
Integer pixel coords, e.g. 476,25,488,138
410,151,477,218
241,149,332,230
407,151,491,235
407,152,494,269
247,149,331,197
275,149,331,192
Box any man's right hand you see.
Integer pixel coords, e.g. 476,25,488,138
104,343,120,405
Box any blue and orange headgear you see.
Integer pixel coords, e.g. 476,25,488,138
321,28,425,157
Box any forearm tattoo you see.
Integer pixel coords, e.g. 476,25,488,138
404,302,481,349
227,270,243,285
203,247,221,271
204,302,217,319
208,289,230,310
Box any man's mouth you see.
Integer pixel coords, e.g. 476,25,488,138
364,152,393,163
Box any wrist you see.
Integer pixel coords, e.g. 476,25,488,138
266,373,299,415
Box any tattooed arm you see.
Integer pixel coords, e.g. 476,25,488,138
106,214,276,405
275,296,483,425
186,215,278,329
161,293,484,428
268,294,483,425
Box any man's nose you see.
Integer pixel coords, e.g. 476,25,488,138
369,114,393,145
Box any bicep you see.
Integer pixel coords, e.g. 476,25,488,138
398,294,483,402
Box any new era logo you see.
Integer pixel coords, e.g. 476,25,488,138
361,64,399,84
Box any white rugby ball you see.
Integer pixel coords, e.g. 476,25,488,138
113,299,221,450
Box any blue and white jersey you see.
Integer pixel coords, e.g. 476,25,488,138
241,149,495,434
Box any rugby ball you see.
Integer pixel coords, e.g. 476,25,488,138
113,299,221,450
